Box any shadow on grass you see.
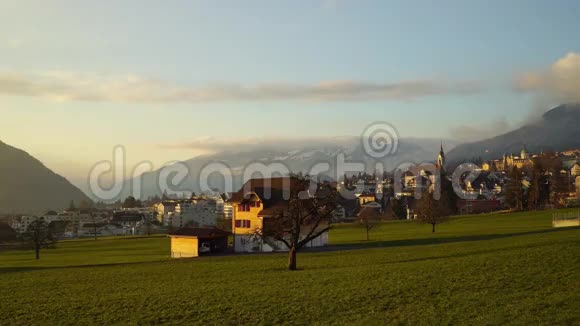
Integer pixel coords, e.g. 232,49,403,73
0,259,169,275
307,226,580,252
1,226,577,275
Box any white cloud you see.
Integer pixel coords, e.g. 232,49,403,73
0,70,482,104
158,136,359,153
514,52,580,102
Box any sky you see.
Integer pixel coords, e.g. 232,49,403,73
1,0,580,189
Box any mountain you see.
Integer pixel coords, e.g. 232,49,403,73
447,103,580,164
119,137,457,200
0,141,91,214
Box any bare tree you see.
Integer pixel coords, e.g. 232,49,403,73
506,167,524,211
357,207,381,241
415,188,451,233
24,219,55,260
254,176,338,270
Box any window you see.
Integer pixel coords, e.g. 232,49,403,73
235,219,251,228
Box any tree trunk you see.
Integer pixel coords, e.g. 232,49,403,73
288,246,297,270
35,245,40,260
432,223,436,233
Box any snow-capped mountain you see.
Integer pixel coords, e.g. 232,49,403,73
115,137,457,200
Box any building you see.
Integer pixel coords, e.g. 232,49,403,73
78,222,124,237
111,211,145,235
155,201,177,223
482,146,534,172
169,227,230,258
357,191,376,206
172,197,220,228
571,163,580,176
223,203,234,220
436,142,446,171
229,177,330,253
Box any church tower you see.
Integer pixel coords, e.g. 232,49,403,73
437,142,446,171
520,145,528,159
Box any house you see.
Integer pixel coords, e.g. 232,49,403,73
357,191,376,206
331,204,347,222
229,177,330,253
171,196,221,228
169,227,230,258
155,201,177,223
571,163,580,177
111,211,145,235
79,222,124,237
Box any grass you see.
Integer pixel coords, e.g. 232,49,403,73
0,210,578,325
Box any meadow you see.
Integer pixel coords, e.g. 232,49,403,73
0,210,578,325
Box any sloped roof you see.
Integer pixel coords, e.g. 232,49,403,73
111,211,144,222
229,177,302,208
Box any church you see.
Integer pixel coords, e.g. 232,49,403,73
482,146,534,172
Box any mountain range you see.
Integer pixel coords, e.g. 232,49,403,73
2,103,580,209
0,140,91,214
446,103,580,164
118,137,457,200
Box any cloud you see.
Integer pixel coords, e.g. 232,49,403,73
514,52,580,102
449,117,512,143
0,70,482,104
158,136,359,153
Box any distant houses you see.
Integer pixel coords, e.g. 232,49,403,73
8,207,157,239
154,195,225,228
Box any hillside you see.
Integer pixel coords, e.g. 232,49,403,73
447,103,580,163
0,141,91,214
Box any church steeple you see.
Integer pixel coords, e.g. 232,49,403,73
437,141,446,171
520,144,528,159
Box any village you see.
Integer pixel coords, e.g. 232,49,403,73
4,145,580,259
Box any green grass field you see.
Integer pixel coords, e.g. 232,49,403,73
1,210,579,325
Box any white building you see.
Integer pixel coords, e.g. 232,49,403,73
171,196,222,228
223,203,233,219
